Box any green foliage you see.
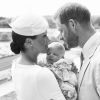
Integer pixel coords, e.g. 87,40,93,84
0,33,11,41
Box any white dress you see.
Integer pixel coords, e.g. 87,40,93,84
11,56,66,100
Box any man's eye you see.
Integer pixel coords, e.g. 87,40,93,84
60,29,62,33
58,28,63,33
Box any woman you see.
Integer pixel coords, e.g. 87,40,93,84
10,14,66,100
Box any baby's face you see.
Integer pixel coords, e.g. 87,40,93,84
47,48,65,64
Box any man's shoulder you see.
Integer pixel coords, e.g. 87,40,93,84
94,44,100,58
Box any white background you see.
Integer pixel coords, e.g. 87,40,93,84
0,0,100,17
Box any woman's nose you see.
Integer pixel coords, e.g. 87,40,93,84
46,36,50,44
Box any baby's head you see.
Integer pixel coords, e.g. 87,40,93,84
47,42,65,64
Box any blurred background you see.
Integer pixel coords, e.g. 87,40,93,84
0,0,100,100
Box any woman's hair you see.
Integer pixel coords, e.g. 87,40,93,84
10,31,37,54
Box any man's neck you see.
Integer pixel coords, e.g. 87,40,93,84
79,28,95,48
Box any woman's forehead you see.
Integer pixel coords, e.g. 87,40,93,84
37,31,47,37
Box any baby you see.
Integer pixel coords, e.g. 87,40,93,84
38,42,78,100
47,42,65,65
37,42,65,66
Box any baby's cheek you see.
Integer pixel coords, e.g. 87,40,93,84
53,56,60,62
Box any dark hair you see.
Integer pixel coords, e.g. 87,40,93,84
55,3,91,25
10,31,37,54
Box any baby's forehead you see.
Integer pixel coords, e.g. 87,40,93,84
48,42,65,52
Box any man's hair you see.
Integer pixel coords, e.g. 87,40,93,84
55,3,91,25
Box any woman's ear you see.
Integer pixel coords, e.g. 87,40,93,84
68,19,77,33
24,38,33,49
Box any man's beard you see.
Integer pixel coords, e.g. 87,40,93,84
67,32,79,49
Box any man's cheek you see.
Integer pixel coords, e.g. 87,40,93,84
64,32,68,40
67,34,79,48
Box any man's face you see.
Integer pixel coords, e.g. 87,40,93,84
56,19,79,48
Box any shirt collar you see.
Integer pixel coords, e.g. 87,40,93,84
83,31,100,59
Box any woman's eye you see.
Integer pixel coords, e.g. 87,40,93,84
47,51,51,55
43,34,47,38
47,52,51,55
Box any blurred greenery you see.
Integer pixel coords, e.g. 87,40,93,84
45,15,100,29
0,91,17,100
0,33,11,41
0,17,11,28
0,16,100,29
0,15,100,42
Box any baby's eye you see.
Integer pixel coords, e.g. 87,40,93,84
53,53,58,57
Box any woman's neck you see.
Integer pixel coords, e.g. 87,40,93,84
19,53,38,65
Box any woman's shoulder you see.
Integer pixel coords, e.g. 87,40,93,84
38,67,53,77
37,67,56,83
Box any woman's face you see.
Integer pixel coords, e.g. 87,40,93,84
32,32,49,53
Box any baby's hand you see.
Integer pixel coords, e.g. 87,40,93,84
53,59,73,70
38,61,46,67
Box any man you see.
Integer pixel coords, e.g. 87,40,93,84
55,3,100,100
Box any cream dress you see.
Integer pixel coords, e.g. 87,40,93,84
11,56,66,100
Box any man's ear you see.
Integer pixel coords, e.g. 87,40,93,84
68,19,77,33
24,38,33,49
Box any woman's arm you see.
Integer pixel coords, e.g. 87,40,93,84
37,67,66,100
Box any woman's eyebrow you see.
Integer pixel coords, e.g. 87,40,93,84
43,34,47,37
